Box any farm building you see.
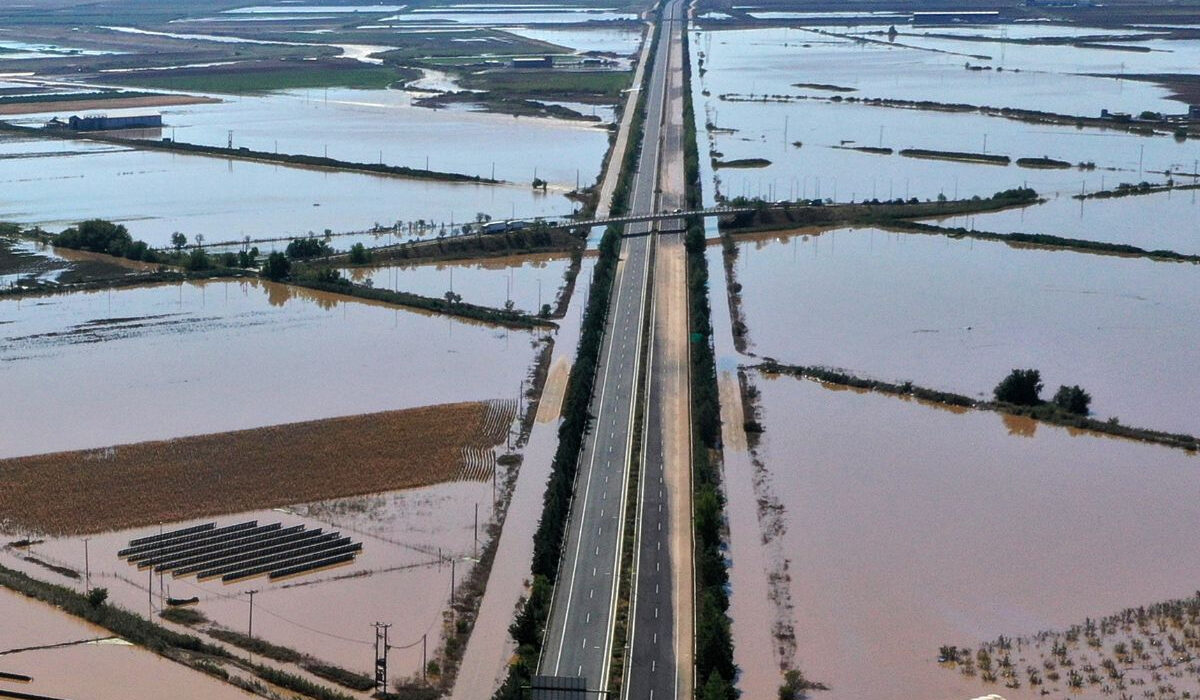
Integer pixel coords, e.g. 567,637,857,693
67,114,162,131
511,56,553,69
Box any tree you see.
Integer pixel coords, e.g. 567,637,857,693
532,177,548,191
444,290,462,304
348,242,371,264
994,368,1043,406
171,232,188,250
701,672,734,700
261,251,290,280
237,247,258,268
1053,385,1092,415
57,219,132,256
285,237,330,259
186,247,211,271
779,669,827,699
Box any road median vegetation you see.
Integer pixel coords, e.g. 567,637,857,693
494,9,660,699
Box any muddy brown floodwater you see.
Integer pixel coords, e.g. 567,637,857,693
731,226,1200,436
0,587,255,699
742,370,1200,700
0,279,538,459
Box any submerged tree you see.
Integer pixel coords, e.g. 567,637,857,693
261,251,290,281
994,368,1043,406
1052,385,1092,415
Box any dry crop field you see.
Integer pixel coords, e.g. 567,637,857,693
0,401,511,536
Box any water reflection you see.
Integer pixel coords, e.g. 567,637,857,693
733,226,1200,436
745,372,1200,700
0,280,537,458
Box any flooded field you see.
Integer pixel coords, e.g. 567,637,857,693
697,26,1188,114
931,186,1200,255
738,372,1200,700
730,226,1200,436
368,7,637,26
0,280,538,458
2,479,494,680
691,27,1200,202
503,25,644,54
873,26,1200,77
341,252,574,313
0,588,256,699
13,85,613,189
0,132,578,247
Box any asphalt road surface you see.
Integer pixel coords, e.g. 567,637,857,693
538,0,684,693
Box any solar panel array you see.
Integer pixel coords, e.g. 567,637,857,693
119,520,362,582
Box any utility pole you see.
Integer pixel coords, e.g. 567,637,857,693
474,504,479,560
247,590,257,638
422,633,428,682
373,622,391,693
83,538,90,594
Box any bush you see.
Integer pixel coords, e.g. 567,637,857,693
994,368,1043,406
87,587,108,607
186,248,212,271
1052,385,1091,415
160,606,206,626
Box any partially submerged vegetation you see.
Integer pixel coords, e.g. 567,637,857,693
105,59,417,94
0,122,496,185
286,270,556,331
207,630,373,692
1075,180,1200,200
939,591,1200,698
682,29,741,700
456,70,632,103
891,220,1200,264
712,157,771,169
899,147,1010,165
718,187,1041,235
1016,156,1073,169
413,92,603,122
0,563,354,700
756,360,1199,453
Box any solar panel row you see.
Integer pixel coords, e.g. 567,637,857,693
118,523,259,561
119,520,363,583
132,524,287,567
125,522,215,549
197,537,355,581
164,529,330,576
222,543,363,583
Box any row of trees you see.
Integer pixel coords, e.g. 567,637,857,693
496,15,660,696
682,28,739,700
993,368,1092,416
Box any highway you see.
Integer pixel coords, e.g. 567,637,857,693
625,5,691,700
537,0,685,694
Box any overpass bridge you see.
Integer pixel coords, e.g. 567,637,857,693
545,205,753,231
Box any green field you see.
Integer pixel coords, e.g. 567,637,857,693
107,63,419,94
0,90,160,105
459,69,632,99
